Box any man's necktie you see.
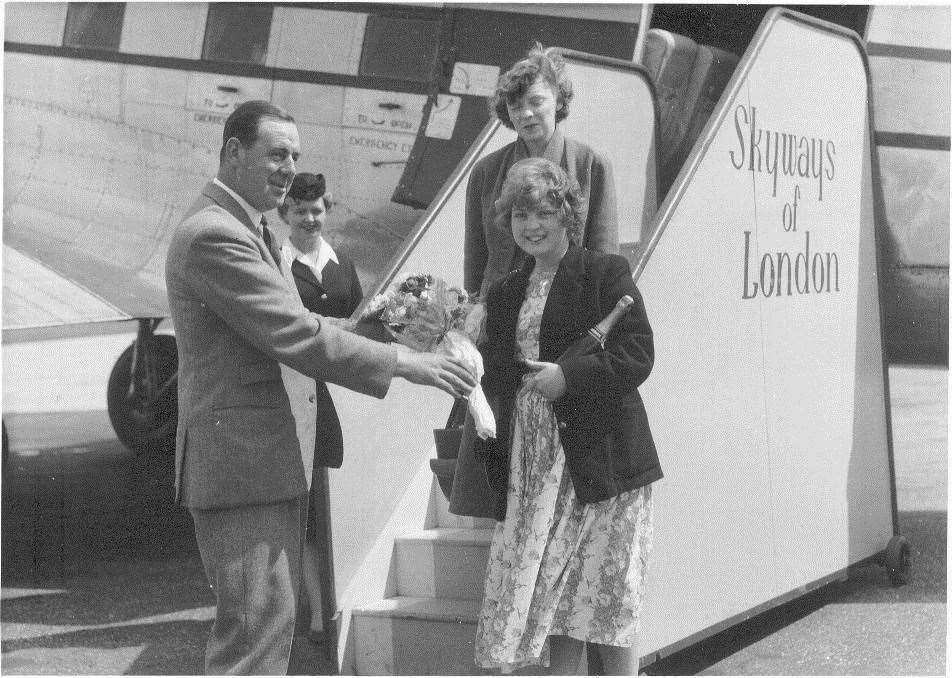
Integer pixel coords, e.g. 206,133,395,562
260,216,281,265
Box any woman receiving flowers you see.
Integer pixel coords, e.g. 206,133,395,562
473,157,662,675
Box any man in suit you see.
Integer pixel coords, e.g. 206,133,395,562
165,100,475,674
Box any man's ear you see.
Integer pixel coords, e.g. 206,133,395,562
223,136,244,164
323,192,333,212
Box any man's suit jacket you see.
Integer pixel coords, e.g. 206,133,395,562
286,252,364,468
165,181,397,509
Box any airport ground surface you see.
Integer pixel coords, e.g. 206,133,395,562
0,326,946,675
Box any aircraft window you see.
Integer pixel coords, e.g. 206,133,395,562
63,2,125,50
202,3,273,65
359,15,439,83
5,3,69,46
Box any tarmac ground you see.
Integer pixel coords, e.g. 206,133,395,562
0,325,946,675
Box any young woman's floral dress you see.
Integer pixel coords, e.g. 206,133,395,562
474,268,655,672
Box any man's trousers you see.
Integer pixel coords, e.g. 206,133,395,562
191,496,306,675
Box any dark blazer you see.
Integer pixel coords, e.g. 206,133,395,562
165,182,397,509
290,255,363,320
287,251,363,468
464,129,618,298
476,245,663,520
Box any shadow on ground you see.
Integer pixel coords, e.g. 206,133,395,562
1,422,213,674
644,510,946,675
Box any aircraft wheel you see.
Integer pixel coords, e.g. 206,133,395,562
885,535,911,586
107,334,178,457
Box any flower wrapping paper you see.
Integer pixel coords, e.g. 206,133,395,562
438,330,495,439
365,274,495,439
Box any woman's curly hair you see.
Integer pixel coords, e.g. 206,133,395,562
490,43,573,130
493,158,584,245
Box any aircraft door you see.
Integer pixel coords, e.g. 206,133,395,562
394,6,640,210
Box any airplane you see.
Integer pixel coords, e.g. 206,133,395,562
3,2,946,459
2,3,945,671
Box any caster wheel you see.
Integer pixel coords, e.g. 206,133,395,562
885,535,911,586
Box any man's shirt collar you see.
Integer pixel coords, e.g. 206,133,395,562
213,178,265,234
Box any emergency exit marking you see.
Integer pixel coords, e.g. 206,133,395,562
193,112,227,124
347,135,414,154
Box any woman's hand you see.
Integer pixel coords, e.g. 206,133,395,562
463,302,487,345
522,359,566,401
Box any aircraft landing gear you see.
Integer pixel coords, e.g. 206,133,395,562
107,319,178,457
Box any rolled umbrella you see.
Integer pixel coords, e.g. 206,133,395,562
557,294,635,361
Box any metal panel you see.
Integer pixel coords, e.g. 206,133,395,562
635,10,893,656
119,2,207,59
271,81,345,127
124,65,189,107
869,56,950,137
558,56,658,246
463,2,643,25
267,6,366,75
3,51,123,120
866,5,951,50
4,2,69,46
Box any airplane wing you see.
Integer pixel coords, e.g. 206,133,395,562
2,244,132,329
3,91,218,330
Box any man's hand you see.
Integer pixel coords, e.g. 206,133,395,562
523,359,566,401
395,351,477,398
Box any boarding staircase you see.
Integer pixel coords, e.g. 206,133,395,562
350,477,496,675
349,28,740,675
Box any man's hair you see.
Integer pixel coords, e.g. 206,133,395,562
493,157,584,244
219,100,295,163
490,43,573,130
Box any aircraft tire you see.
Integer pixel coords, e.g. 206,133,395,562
107,335,178,457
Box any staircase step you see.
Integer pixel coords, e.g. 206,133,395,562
353,596,485,675
431,478,498,530
395,528,492,600
356,594,480,621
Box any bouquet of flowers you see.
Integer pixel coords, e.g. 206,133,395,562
361,273,495,439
